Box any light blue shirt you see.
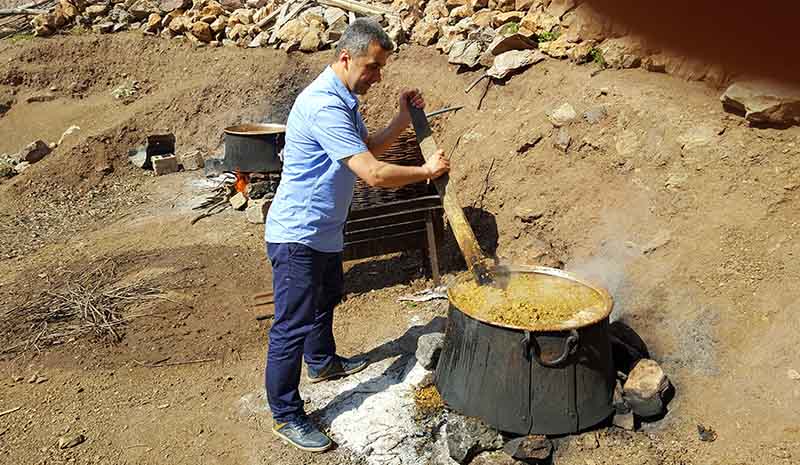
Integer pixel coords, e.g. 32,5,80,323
265,66,368,252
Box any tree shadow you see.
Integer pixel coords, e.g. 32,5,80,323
310,317,447,427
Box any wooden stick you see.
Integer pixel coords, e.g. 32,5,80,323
426,105,464,119
317,0,394,17
464,73,488,94
0,8,47,15
0,407,21,417
408,106,490,282
268,2,289,44
256,6,283,28
270,0,312,44
144,358,216,368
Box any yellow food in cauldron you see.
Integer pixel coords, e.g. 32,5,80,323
448,272,604,329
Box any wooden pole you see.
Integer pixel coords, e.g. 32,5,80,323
409,106,493,284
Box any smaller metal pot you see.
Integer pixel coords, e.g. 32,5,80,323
223,123,285,173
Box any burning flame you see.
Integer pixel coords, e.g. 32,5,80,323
234,170,249,195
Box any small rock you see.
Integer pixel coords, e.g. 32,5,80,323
151,154,179,176
612,411,635,430
36,376,48,384
57,125,80,146
177,150,204,171
14,161,30,173
513,206,544,223
418,371,435,388
28,374,38,383
14,140,51,164
25,93,58,103
583,106,607,124
92,21,115,33
412,20,440,46
502,435,552,462
58,434,86,449
554,127,571,152
697,424,717,442
12,376,24,382
84,4,109,17
623,359,672,418
548,102,577,127
574,431,599,450
229,192,248,210
721,80,800,127
788,369,800,380
245,198,271,223
642,229,671,255
190,20,213,42
0,159,15,178
613,379,630,414
446,414,504,464
415,332,445,369
517,133,543,153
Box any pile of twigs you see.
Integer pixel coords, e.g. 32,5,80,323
0,259,166,354
190,176,235,225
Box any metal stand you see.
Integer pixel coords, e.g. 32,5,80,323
343,195,444,285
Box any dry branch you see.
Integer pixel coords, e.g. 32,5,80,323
0,259,166,354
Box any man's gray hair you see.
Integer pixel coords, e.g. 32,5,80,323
335,18,394,56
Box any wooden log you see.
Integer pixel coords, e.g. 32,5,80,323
0,8,48,15
317,0,394,18
267,2,289,44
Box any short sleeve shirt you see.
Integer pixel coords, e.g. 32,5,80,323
265,66,368,252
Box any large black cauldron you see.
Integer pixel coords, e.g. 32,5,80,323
435,266,615,435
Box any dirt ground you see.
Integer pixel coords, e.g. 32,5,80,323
1,32,799,465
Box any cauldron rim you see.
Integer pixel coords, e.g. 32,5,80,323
446,265,614,333
224,123,286,136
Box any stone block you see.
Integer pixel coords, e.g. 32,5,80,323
245,198,271,223
151,154,178,175
623,358,672,417
416,332,445,369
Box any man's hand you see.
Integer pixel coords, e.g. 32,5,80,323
399,88,425,124
423,149,450,181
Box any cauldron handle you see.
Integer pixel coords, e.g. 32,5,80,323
522,330,580,368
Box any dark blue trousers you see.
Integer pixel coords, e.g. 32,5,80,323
265,242,343,422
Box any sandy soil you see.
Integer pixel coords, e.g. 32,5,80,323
0,32,799,465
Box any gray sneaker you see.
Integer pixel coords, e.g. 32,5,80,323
307,356,369,383
272,417,333,453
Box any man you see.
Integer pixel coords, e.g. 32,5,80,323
264,19,450,453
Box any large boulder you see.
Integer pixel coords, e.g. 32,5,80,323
519,8,558,35
598,36,645,69
276,18,307,43
487,49,545,79
721,80,800,127
488,32,536,55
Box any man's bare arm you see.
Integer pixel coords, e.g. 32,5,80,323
344,149,449,189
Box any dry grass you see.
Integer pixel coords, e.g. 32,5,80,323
0,259,166,354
